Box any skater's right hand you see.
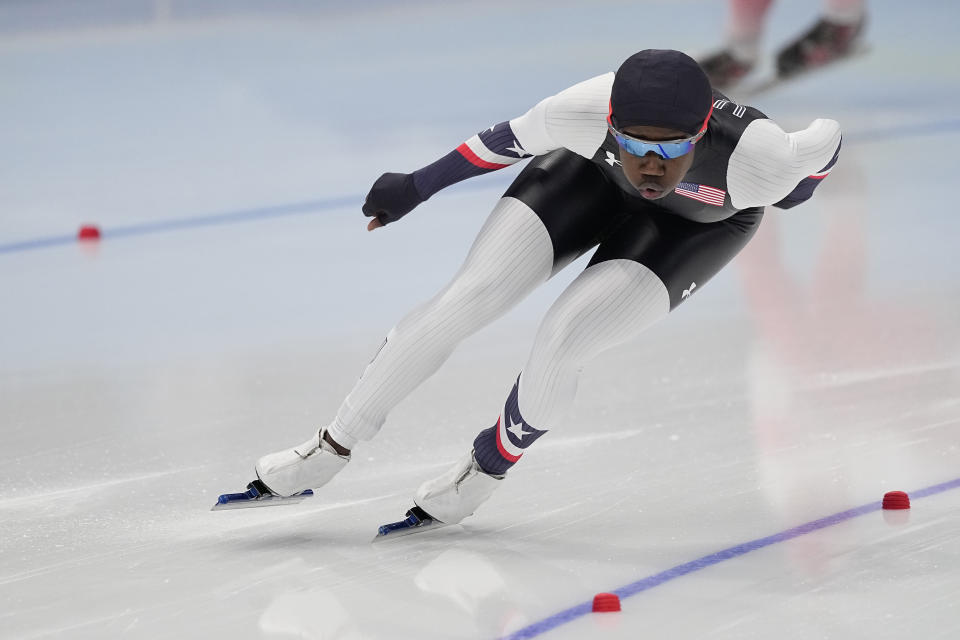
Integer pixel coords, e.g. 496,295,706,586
362,172,424,231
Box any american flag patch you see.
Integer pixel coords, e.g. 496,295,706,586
674,182,726,206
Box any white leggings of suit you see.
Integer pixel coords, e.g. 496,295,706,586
325,196,671,449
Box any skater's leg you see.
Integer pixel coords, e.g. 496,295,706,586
728,0,775,62
328,150,623,450
256,198,551,495
473,258,670,475
327,196,554,449
258,152,620,496
416,260,670,522
419,206,764,521
507,206,765,458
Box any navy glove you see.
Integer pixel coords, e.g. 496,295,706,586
362,172,424,229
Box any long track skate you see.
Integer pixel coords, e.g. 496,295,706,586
211,479,314,511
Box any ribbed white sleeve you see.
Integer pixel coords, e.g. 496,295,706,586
727,118,842,209
509,72,613,159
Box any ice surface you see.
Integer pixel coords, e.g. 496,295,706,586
2,1,959,638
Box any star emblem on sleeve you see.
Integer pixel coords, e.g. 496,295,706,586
505,140,530,157
506,413,531,440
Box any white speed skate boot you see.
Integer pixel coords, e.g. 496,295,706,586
414,450,503,524
255,429,350,497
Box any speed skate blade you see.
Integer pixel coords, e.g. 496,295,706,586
372,506,448,542
211,480,314,511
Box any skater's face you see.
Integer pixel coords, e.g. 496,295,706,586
617,125,698,200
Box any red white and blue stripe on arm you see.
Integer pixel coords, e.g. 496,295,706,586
773,138,842,209
412,122,532,200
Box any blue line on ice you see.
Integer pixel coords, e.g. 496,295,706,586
497,476,960,640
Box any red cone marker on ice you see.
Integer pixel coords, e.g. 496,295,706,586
882,491,910,510
592,593,621,612
78,225,101,241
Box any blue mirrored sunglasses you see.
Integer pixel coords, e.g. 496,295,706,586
608,125,706,159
